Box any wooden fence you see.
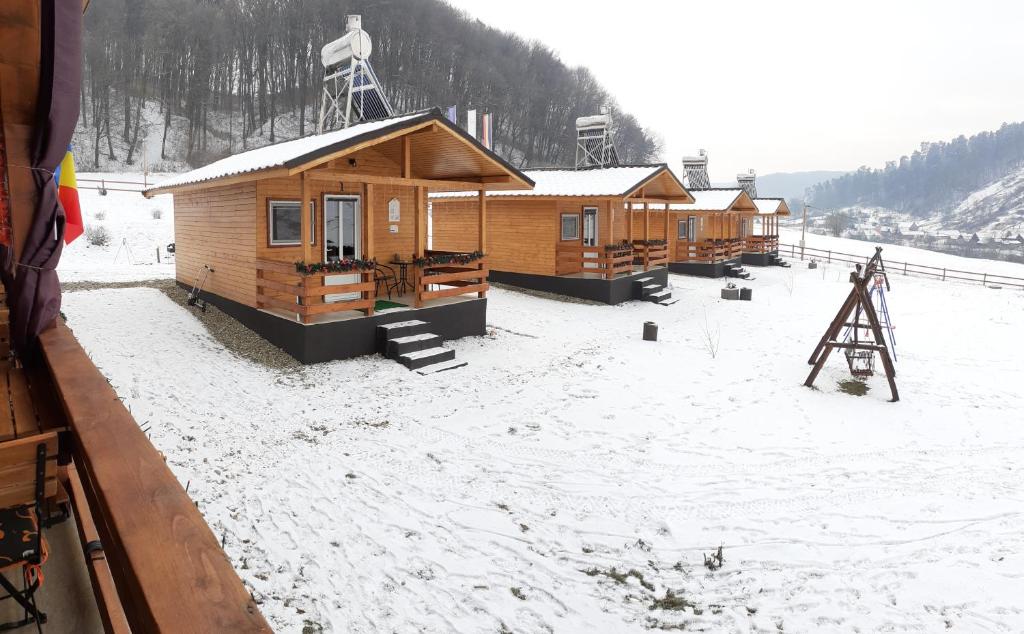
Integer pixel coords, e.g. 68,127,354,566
780,243,1024,290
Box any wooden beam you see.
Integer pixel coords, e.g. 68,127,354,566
414,186,426,307
305,169,489,191
38,323,271,633
402,136,411,179
143,168,290,198
608,201,615,245
478,190,487,254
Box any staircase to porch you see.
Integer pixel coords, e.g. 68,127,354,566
769,253,791,267
378,320,468,374
725,262,752,280
633,277,678,306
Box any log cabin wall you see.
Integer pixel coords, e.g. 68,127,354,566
173,182,258,307
430,198,480,253
0,0,41,261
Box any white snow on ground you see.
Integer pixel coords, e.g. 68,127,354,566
780,228,1024,280
57,172,175,283
60,239,1024,633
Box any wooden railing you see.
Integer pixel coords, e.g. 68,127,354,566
555,244,634,279
38,321,270,632
414,254,489,305
745,235,779,253
675,239,745,263
256,258,375,324
632,242,669,270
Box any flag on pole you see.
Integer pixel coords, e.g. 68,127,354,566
445,105,457,124
54,146,83,244
467,109,477,139
480,113,494,150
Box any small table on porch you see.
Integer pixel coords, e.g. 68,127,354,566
390,258,415,294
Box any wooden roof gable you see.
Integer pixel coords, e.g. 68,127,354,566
623,166,694,202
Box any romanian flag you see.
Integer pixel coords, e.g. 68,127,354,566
54,146,83,244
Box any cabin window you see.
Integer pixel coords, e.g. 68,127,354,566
678,215,697,241
560,213,580,241
268,200,302,246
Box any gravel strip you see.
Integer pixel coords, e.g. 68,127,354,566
63,279,301,371
488,282,605,305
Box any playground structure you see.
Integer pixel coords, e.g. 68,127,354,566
805,247,900,401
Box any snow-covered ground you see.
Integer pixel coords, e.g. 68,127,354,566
57,173,175,283
59,228,1024,632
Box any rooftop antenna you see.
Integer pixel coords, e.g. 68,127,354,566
575,106,619,169
317,15,394,134
737,168,757,198
682,149,711,190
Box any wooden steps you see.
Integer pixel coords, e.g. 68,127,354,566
377,320,467,372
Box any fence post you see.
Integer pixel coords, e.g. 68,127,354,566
903,261,907,275
982,273,987,286
942,268,946,281
156,247,160,264
827,250,831,263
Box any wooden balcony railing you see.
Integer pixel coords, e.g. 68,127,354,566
632,242,669,270
38,321,270,632
555,244,634,279
675,239,745,263
256,258,375,324
745,235,779,253
414,252,489,305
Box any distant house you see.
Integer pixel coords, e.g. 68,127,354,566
431,164,693,304
144,110,534,363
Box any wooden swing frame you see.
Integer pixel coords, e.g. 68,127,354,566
805,247,900,402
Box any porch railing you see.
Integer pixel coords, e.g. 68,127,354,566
632,242,669,270
256,258,375,324
38,322,270,632
675,239,745,263
555,244,634,279
745,235,779,253
414,251,489,305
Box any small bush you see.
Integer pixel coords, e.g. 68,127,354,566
85,224,111,247
94,210,106,221
151,208,162,219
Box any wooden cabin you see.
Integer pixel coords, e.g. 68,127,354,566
743,198,792,265
430,164,693,304
664,188,758,277
144,110,533,364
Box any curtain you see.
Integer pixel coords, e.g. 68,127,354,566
7,0,81,356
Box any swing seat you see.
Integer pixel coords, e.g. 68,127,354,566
844,348,875,377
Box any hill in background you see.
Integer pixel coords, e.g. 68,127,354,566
76,0,660,172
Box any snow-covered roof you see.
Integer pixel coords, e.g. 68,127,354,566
754,198,784,215
670,189,743,212
431,165,674,199
148,112,428,193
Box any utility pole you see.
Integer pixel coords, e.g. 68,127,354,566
800,203,809,260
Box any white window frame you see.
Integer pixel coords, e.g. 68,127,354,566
560,213,580,241
582,206,598,247
268,199,302,246
309,200,316,245
677,219,688,240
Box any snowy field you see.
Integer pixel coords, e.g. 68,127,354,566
57,173,175,283
58,226,1024,632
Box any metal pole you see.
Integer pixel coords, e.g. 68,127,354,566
800,204,808,260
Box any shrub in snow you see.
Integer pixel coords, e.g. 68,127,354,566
151,208,162,219
94,210,106,221
85,224,111,247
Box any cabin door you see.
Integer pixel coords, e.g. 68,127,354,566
323,195,362,302
582,207,599,269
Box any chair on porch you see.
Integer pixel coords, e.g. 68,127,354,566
0,432,58,633
374,264,400,300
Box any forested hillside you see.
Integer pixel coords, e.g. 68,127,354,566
78,0,660,171
808,122,1024,215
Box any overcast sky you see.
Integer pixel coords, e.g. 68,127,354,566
442,0,1024,181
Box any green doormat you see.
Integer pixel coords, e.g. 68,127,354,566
374,299,408,310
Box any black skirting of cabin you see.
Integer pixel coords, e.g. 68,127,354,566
741,252,773,266
178,283,487,364
490,267,668,305
668,258,741,278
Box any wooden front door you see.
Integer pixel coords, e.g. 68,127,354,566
324,195,361,302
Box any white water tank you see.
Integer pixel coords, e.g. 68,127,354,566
321,16,373,68
575,114,611,130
